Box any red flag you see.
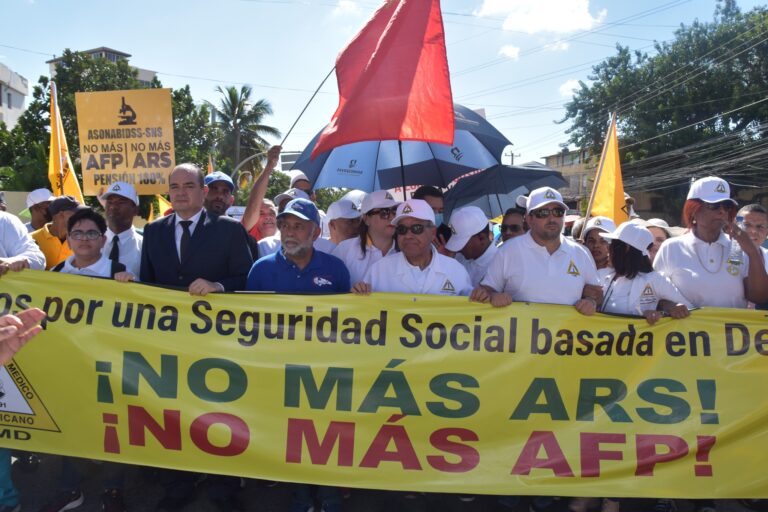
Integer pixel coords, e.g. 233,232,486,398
311,0,453,159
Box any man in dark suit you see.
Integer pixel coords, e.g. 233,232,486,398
140,163,253,294
139,163,253,511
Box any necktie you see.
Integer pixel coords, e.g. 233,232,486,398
109,236,120,262
179,221,192,261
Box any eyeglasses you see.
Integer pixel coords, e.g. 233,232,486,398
395,223,432,235
500,224,522,233
366,208,396,219
530,208,565,219
702,201,735,212
69,229,102,241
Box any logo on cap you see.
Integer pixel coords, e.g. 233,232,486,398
450,224,457,235
545,190,556,199
594,218,602,226
715,183,726,193
642,284,654,296
112,184,121,191
402,204,413,214
566,261,580,276
442,279,455,292
385,192,394,200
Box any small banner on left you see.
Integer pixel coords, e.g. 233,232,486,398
75,88,175,196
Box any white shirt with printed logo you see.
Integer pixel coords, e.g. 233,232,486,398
654,231,748,309
455,242,498,287
332,236,396,285
364,246,472,296
481,232,599,305
600,271,692,316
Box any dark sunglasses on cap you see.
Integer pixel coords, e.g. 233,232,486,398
530,207,566,219
395,223,432,235
701,200,735,212
366,207,397,219
500,224,523,233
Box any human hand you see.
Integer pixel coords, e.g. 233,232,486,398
0,308,46,364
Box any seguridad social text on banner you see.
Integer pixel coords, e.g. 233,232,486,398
75,88,175,196
0,271,766,498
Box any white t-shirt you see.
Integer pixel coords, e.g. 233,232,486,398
654,231,748,308
0,211,45,270
365,247,472,296
332,236,396,285
481,232,599,305
601,271,692,316
57,255,113,278
455,242,498,287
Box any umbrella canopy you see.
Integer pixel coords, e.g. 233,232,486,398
291,104,512,192
444,164,567,219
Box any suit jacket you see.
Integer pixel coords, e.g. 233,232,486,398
140,210,253,291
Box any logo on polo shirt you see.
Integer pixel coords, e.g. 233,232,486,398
545,190,556,199
715,182,726,193
402,204,413,214
442,279,455,292
642,284,654,296
727,265,739,276
313,276,333,287
566,260,580,276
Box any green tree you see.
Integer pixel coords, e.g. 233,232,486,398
561,2,768,163
209,85,280,173
172,86,217,166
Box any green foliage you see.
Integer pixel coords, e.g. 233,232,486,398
561,3,768,163
172,86,218,167
209,86,280,173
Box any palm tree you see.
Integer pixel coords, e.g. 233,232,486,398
210,85,280,170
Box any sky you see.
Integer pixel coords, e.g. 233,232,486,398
1,0,762,166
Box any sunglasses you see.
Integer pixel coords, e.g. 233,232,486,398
69,229,102,241
500,224,522,233
366,208,397,219
395,223,432,235
530,208,566,219
702,201,735,212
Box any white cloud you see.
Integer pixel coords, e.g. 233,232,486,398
544,41,570,52
559,79,580,97
498,45,521,60
476,0,606,34
332,0,360,17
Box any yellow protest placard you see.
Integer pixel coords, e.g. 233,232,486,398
0,271,766,498
75,88,175,196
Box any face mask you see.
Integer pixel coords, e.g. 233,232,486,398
434,213,444,226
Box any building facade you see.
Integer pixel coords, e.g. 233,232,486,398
0,63,29,129
46,47,156,87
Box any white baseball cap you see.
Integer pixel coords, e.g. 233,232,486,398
687,177,737,205
600,222,653,255
361,190,399,214
326,199,361,221
26,188,54,208
583,216,616,237
289,170,310,188
526,187,567,213
101,181,139,206
445,206,489,252
274,188,310,206
391,199,435,225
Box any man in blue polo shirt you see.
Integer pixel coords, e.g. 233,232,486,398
245,197,347,512
246,197,349,292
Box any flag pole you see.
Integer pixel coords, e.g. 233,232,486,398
398,140,407,201
51,82,64,195
280,67,335,148
581,112,616,241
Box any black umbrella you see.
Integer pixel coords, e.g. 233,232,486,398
290,104,512,192
444,163,567,219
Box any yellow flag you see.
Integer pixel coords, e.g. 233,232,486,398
48,82,84,204
148,194,172,222
587,113,628,224
207,155,214,175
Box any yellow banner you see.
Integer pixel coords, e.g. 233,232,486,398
0,271,766,498
74,88,175,196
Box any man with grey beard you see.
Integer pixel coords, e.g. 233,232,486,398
245,198,349,293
